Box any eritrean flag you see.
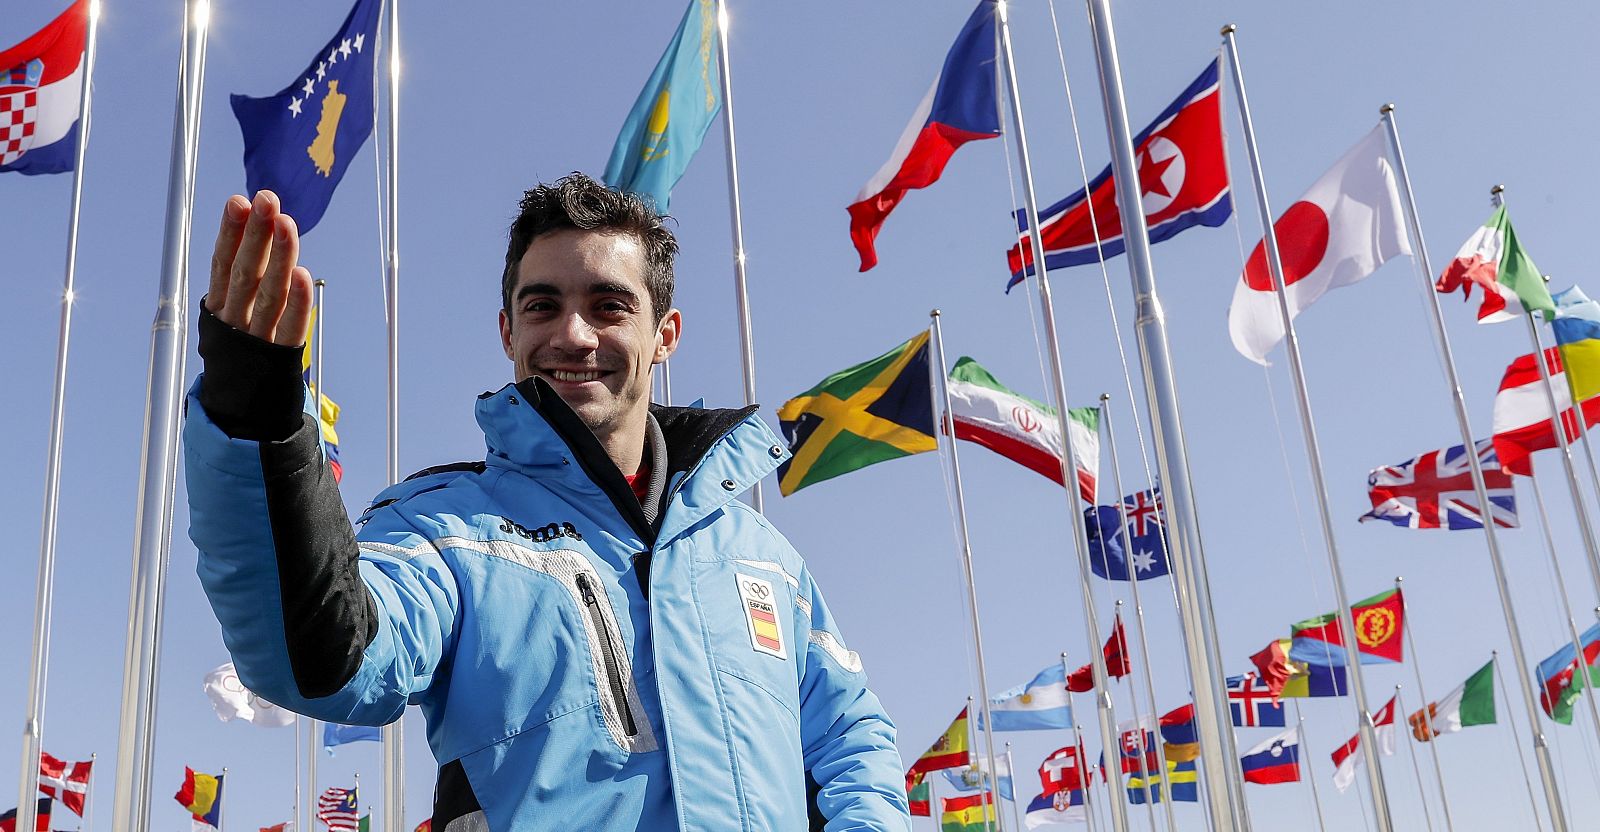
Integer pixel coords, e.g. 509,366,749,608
909,707,971,775
939,793,997,832
777,332,936,496
1289,587,1404,667
174,768,224,829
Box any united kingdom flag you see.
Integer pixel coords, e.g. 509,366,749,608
1359,439,1518,531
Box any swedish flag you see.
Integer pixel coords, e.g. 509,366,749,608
777,332,937,496
603,0,721,214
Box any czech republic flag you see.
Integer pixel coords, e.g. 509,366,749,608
0,0,88,175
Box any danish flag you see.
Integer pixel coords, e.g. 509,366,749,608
37,752,90,816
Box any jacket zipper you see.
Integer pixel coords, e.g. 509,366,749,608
575,573,638,737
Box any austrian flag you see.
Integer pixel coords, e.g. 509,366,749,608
1492,346,1600,476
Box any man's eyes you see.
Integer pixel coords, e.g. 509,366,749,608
521,299,634,315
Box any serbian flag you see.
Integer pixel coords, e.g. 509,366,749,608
37,752,90,815
1005,59,1231,289
1227,126,1412,364
0,0,88,175
847,1,999,272
1492,346,1600,476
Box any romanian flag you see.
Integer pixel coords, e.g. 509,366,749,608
776,332,936,496
1289,588,1404,667
174,768,224,828
910,707,971,775
301,308,344,482
939,793,997,832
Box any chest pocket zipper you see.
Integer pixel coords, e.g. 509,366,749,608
576,573,639,738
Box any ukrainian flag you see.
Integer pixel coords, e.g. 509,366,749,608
776,332,937,496
1553,286,1600,403
603,0,721,214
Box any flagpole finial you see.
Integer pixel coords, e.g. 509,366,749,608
315,279,327,288
1542,275,1552,284
1220,23,1237,35
1099,392,1110,402
1395,575,1403,585
1380,102,1396,115
930,308,942,318
1491,184,1505,196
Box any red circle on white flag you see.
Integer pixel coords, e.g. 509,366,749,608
1242,201,1330,291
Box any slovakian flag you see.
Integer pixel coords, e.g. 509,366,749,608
1359,439,1518,530
230,0,381,234
1005,59,1231,289
1436,204,1554,324
1331,695,1396,793
1290,587,1405,667
36,753,89,815
1240,726,1301,785
1115,726,1160,776
1536,621,1600,725
947,357,1099,502
1228,126,1413,364
1086,488,1169,581
0,0,88,175
0,799,51,832
1492,345,1600,476
979,662,1073,732
1066,617,1131,692
1025,788,1086,827
1226,673,1285,728
847,1,999,272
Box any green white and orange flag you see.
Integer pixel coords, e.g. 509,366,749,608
910,707,971,775
1436,204,1555,324
947,357,1100,502
1408,659,1496,741
940,793,997,832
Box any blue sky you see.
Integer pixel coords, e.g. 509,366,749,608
2,0,1598,829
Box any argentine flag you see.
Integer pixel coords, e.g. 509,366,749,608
979,662,1073,732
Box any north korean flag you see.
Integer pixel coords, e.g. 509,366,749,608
1005,59,1231,289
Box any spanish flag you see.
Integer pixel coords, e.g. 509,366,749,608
940,793,997,832
174,767,224,828
910,707,970,775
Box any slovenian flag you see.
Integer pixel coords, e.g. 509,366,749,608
847,1,999,272
0,0,88,175
1240,726,1301,785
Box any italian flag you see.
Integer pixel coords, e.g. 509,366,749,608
1407,659,1495,741
947,357,1099,502
1436,205,1555,324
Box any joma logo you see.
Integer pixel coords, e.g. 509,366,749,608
499,518,583,544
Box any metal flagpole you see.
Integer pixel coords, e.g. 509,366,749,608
1219,27,1393,832
1115,601,1159,832
1394,578,1456,832
932,314,1007,832
1292,703,1328,832
1494,651,1549,831
1072,720,1100,832
993,7,1131,829
81,752,98,832
1523,474,1600,747
111,2,208,830
659,358,673,407
294,718,302,832
218,767,228,832
962,696,995,832
16,5,100,830
378,0,406,828
1079,5,1246,829
928,767,938,832
713,0,762,513
1100,395,1178,832
309,718,321,831
1392,688,1436,832
1006,744,1024,832
1380,104,1569,832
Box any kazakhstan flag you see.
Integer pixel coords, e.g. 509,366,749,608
603,0,721,214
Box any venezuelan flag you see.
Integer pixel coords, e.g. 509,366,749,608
173,767,224,827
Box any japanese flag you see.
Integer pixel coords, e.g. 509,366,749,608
1228,126,1412,364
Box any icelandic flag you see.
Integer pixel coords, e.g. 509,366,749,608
1024,789,1086,827
1086,488,1169,581
230,0,381,234
1241,726,1302,784
979,662,1073,731
0,0,87,175
603,0,721,215
847,1,1000,271
322,722,381,751
1227,673,1285,728
1005,59,1231,289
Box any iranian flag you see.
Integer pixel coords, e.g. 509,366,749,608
947,357,1099,502
1407,659,1495,742
1436,205,1555,324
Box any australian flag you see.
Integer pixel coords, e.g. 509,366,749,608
1359,439,1518,530
1085,487,1169,581
230,0,381,234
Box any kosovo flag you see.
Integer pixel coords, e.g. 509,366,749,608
777,332,936,496
230,0,381,234
603,0,721,214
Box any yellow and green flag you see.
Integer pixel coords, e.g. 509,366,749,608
776,331,936,496
940,793,997,832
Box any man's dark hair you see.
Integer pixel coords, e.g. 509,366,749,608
501,173,677,323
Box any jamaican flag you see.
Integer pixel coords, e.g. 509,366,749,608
777,331,937,495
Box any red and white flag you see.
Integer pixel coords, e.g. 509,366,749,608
1330,695,1397,793
37,752,90,816
0,0,88,175
1227,126,1413,364
1492,346,1600,476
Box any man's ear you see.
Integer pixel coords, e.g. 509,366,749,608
499,309,515,361
655,309,682,364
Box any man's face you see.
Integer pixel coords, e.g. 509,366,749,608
499,229,680,443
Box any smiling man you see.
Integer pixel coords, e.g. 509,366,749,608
183,174,910,830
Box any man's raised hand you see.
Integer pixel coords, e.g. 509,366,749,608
205,190,314,347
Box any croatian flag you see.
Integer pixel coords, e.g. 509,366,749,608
0,0,88,175
847,1,999,272
1005,59,1231,289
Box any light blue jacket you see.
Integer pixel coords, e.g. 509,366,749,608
185,378,910,830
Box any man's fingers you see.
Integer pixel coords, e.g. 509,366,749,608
273,267,314,348
205,195,250,314
218,191,281,328
250,213,301,341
